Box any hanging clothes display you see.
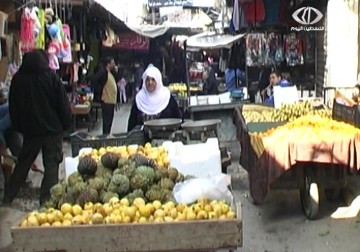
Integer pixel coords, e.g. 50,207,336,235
35,9,45,50
240,0,266,25
20,8,36,53
264,33,283,66
303,32,315,63
284,33,304,66
262,0,281,25
62,24,72,63
219,49,229,72
231,0,248,32
246,33,266,66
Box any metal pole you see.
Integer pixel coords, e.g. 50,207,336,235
184,41,191,106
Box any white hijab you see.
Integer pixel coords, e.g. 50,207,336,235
135,66,171,115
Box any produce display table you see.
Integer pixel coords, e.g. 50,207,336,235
11,203,242,252
233,105,360,219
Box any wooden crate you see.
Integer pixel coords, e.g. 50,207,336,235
11,203,242,252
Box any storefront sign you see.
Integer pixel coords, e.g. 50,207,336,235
112,32,150,51
148,0,215,8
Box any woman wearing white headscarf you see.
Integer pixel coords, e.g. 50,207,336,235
127,66,181,131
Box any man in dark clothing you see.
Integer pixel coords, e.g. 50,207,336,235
134,62,144,92
203,61,220,93
90,57,119,135
2,49,72,206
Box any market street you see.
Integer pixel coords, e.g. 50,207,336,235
1,103,360,252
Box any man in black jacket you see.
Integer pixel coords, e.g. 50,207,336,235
90,57,119,135
2,49,72,206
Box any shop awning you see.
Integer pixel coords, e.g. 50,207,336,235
186,32,246,51
93,0,170,38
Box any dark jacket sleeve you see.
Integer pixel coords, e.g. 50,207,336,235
9,75,20,133
168,95,182,119
90,69,107,102
53,74,72,131
127,100,140,132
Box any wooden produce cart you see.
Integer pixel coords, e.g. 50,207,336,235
233,105,360,219
11,203,242,252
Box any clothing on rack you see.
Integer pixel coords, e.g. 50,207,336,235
228,40,246,70
231,0,248,31
262,0,281,25
284,33,304,66
304,32,316,63
264,33,283,66
35,9,45,50
246,33,266,66
219,49,229,72
20,8,35,53
240,0,265,25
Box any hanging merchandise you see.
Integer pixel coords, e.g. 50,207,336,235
264,33,283,66
262,0,281,26
246,33,266,67
61,0,72,63
231,0,248,32
240,0,265,25
48,41,60,70
35,8,46,49
62,24,72,63
303,32,315,63
284,33,304,66
20,8,35,53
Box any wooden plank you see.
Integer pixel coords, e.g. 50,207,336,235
12,203,242,252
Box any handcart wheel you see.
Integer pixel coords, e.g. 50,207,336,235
300,168,320,220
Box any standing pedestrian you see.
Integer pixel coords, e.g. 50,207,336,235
90,57,118,135
134,61,144,93
2,49,72,206
117,69,127,104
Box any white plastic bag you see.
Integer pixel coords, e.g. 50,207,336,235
173,174,233,204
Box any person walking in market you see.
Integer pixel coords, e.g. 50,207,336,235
1,49,72,207
90,57,119,135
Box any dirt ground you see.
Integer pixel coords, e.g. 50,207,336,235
1,104,360,252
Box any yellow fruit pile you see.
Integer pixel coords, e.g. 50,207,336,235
82,143,170,169
19,197,236,227
255,115,360,143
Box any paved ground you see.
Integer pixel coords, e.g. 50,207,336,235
1,103,360,251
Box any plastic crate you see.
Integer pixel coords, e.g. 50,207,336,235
70,129,145,157
332,99,360,127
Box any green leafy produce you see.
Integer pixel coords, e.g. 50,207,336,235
159,178,175,190
87,177,106,192
126,189,144,205
101,191,119,203
167,167,179,182
76,188,100,207
67,172,83,187
154,169,168,182
50,183,65,202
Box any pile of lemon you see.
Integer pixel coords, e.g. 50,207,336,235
19,197,236,227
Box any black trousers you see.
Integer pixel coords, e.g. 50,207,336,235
101,103,115,135
4,133,63,205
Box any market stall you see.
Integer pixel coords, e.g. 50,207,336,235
184,31,247,142
233,102,360,219
11,140,242,251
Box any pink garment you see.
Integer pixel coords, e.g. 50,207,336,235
117,78,127,103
